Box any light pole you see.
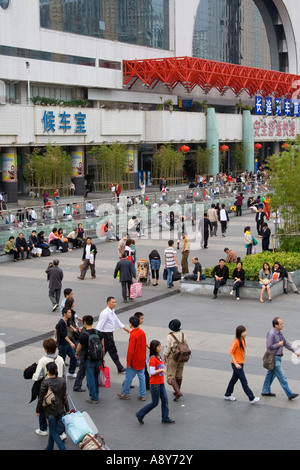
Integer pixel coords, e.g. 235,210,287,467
26,61,30,105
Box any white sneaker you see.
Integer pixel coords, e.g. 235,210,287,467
67,373,77,378
60,432,67,441
236,297,240,301
224,396,236,401
230,290,234,296
250,397,260,405
35,429,48,436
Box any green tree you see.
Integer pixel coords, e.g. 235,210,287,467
265,141,300,236
153,144,184,184
88,142,128,190
194,146,213,175
24,144,72,195
230,143,246,173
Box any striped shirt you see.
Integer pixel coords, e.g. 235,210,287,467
164,246,177,268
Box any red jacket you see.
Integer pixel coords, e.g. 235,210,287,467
126,328,147,370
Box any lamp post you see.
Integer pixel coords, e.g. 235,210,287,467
26,61,30,105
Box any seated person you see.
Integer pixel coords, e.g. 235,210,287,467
184,257,205,282
224,247,238,263
4,236,19,261
106,218,118,241
77,223,85,246
127,216,137,234
272,261,299,295
67,228,80,248
211,259,229,299
85,201,94,214
48,227,63,251
16,232,31,259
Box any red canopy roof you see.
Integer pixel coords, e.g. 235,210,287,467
123,56,300,98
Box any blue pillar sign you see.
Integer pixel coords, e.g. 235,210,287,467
265,97,272,115
255,96,263,115
293,100,300,117
284,99,291,116
275,98,282,116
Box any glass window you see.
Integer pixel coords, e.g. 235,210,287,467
193,0,272,70
40,0,169,50
0,45,95,67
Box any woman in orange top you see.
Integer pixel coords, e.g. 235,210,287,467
224,325,260,404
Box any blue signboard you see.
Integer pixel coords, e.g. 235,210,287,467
255,96,263,115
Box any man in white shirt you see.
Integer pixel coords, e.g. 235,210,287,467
96,296,130,373
219,204,229,237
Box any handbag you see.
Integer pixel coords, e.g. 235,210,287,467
79,433,108,450
130,282,143,299
98,362,110,388
252,236,258,246
172,270,181,282
262,350,276,370
42,386,55,407
163,268,168,280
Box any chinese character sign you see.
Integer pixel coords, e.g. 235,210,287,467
275,99,282,116
255,96,263,115
284,99,291,116
255,96,299,116
253,118,297,139
293,100,299,117
42,111,86,134
265,97,273,116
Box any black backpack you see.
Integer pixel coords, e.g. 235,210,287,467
86,330,103,362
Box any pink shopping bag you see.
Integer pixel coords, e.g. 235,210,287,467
130,282,143,299
98,362,110,388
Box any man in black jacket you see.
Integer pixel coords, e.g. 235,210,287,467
198,213,212,248
77,237,98,280
211,258,229,299
260,222,271,251
45,259,63,311
114,252,136,302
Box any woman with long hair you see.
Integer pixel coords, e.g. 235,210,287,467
259,262,273,303
224,325,260,404
136,340,175,424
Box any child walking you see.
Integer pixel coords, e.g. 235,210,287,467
224,325,260,405
136,340,175,424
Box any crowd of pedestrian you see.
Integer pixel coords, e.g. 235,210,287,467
18,178,300,450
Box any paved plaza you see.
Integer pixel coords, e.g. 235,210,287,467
1,208,300,451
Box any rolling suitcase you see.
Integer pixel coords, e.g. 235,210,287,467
67,395,109,449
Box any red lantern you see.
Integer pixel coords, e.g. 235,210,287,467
179,145,190,153
254,143,262,150
219,145,229,152
281,143,289,150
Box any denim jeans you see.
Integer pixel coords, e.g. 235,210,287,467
225,363,255,401
86,359,101,401
136,383,170,422
58,343,77,374
123,367,146,397
232,281,244,297
262,356,293,398
45,414,66,450
167,266,177,287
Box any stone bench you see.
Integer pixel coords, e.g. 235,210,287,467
0,251,14,262
180,270,300,300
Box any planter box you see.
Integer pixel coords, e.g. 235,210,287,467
180,269,300,299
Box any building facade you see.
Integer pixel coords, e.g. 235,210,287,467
0,0,299,201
